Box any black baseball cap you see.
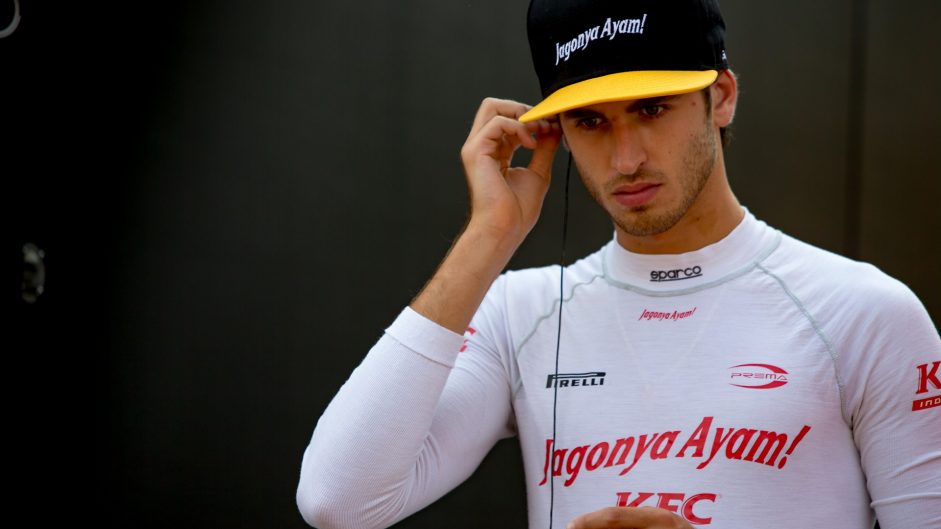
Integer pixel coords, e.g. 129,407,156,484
519,0,729,122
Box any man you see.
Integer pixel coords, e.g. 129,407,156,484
297,1,941,528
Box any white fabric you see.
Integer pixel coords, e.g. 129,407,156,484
297,212,941,529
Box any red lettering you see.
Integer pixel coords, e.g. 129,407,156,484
916,361,941,394
619,433,659,475
743,430,787,466
615,492,628,506
605,437,635,468
538,440,567,486
725,429,757,460
538,439,553,486
458,327,476,352
543,418,813,488
656,492,684,513
615,491,655,507
564,445,588,487
585,442,608,470
651,431,679,459
676,416,712,458
776,425,811,469
697,427,734,470
683,493,716,525
911,395,941,411
615,492,717,525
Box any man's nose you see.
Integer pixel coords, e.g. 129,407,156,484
611,123,647,176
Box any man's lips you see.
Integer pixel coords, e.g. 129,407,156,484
613,182,661,207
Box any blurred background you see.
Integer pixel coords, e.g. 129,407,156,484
5,0,939,527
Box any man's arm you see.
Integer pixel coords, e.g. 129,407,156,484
412,97,561,333
844,284,941,528
296,99,560,529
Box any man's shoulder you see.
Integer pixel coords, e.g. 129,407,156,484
766,231,920,311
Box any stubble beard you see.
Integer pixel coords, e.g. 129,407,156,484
579,117,719,237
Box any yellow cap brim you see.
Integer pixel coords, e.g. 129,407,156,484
519,70,718,123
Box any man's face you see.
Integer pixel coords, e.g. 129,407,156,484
559,89,719,240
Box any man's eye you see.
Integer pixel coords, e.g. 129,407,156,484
640,105,666,118
577,116,603,129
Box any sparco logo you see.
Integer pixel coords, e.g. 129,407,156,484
650,266,702,282
615,492,717,525
546,372,606,389
729,363,788,389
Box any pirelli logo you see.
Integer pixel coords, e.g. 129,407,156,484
546,372,606,389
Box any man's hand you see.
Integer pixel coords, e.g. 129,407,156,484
410,98,561,334
567,506,694,529
460,97,561,248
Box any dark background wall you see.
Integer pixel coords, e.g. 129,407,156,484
5,1,939,527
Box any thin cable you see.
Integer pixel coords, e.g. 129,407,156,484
548,152,573,529
0,0,21,38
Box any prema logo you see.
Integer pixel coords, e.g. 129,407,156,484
615,491,717,525
729,363,788,389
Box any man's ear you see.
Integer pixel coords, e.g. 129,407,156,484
711,69,738,128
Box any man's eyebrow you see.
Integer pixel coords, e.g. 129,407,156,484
624,95,678,112
561,95,681,119
561,108,603,120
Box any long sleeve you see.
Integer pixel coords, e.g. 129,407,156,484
838,282,941,528
296,306,516,529
764,237,941,528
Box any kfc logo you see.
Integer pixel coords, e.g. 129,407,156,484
615,491,717,525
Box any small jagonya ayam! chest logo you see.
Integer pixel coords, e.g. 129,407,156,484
728,363,788,389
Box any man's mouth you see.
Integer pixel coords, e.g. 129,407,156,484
613,182,661,207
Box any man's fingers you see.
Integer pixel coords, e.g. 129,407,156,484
527,121,562,179
462,115,538,167
469,97,532,137
568,506,690,529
